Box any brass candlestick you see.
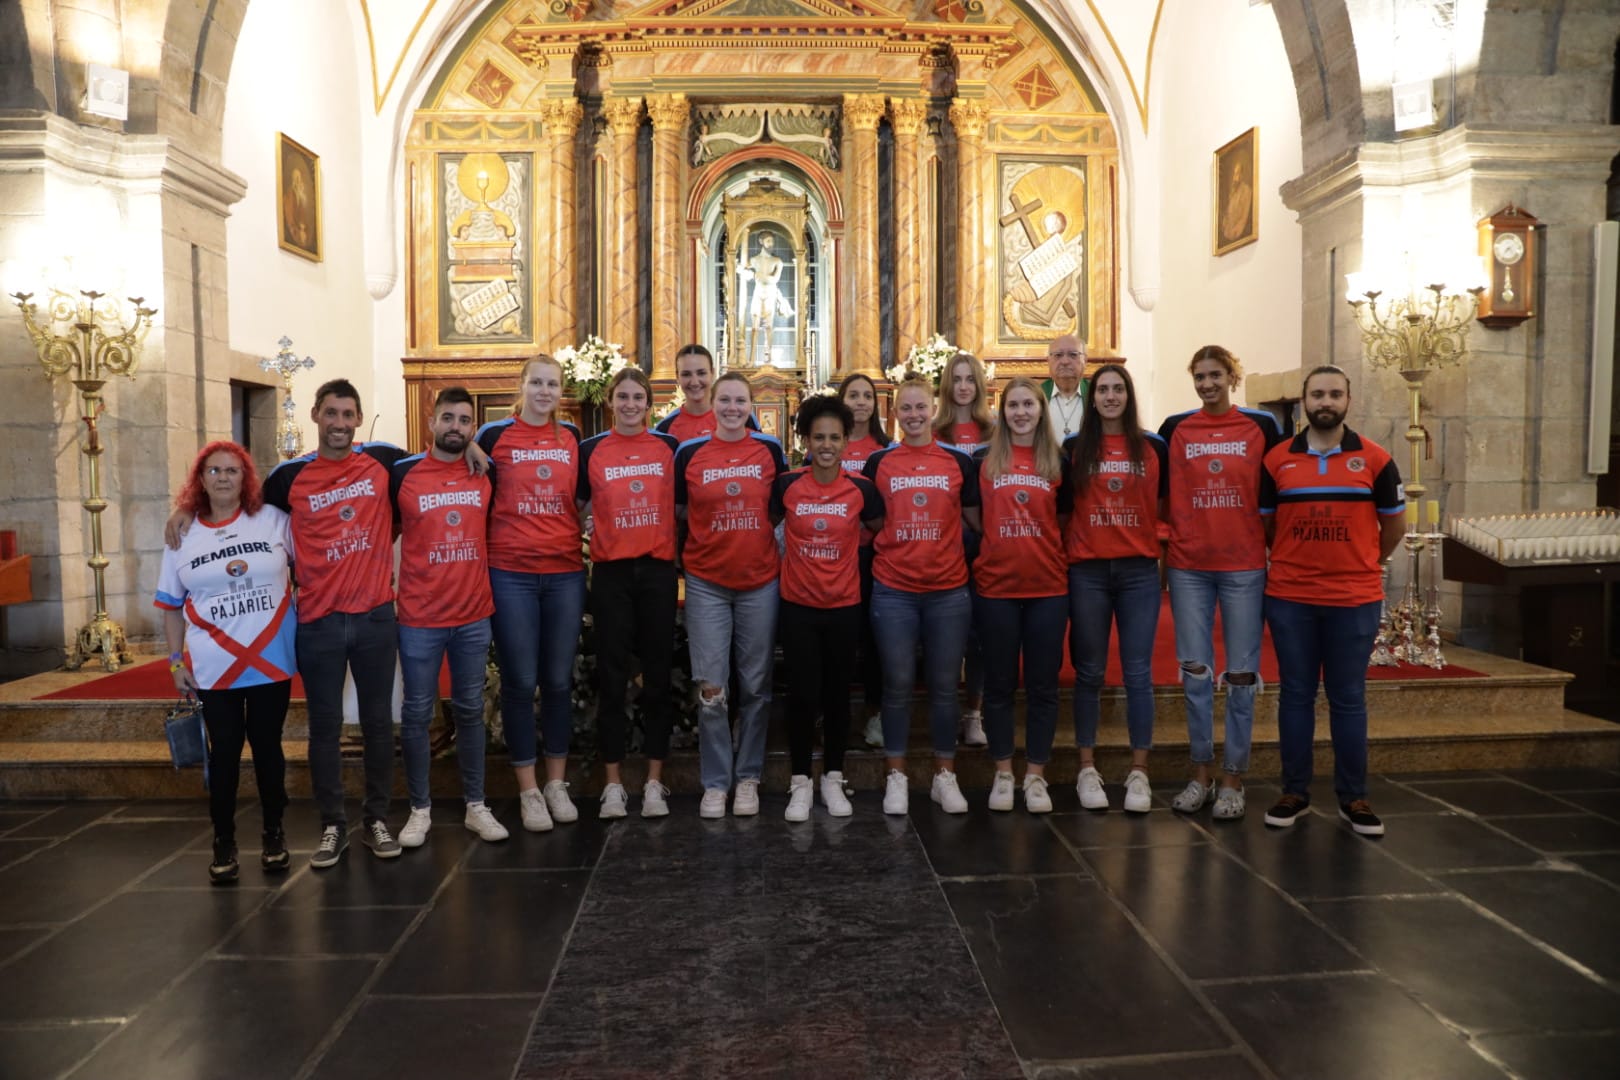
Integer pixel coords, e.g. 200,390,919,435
259,336,317,459
11,286,156,671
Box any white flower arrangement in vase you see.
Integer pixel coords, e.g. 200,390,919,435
886,333,959,384
653,386,686,422
556,335,629,406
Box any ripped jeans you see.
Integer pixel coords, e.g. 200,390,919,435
1168,567,1265,775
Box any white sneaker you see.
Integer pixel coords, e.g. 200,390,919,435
1023,774,1053,814
464,801,510,842
641,780,670,818
1076,766,1109,810
519,788,554,833
988,771,1015,812
862,714,884,749
733,779,760,817
699,788,727,819
931,769,969,814
960,710,988,748
543,779,579,824
785,775,813,822
882,769,910,815
1123,769,1153,814
599,783,628,819
820,771,852,817
399,806,433,849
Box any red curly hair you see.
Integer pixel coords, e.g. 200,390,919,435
175,441,264,519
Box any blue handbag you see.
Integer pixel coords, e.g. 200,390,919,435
164,695,211,790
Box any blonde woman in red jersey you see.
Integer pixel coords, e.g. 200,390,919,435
863,374,981,816
674,372,788,818
1157,346,1282,821
972,378,1072,813
477,354,588,832
770,395,885,821
836,373,891,750
1065,364,1169,814
576,367,682,820
931,352,993,748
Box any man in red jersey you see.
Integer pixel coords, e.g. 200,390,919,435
1259,365,1404,837
390,388,508,849
261,379,407,867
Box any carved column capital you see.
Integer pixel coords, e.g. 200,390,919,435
842,93,888,132
645,92,690,131
541,98,584,139
948,97,989,141
603,96,644,137
889,98,927,138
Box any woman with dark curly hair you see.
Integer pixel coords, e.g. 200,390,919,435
154,441,296,884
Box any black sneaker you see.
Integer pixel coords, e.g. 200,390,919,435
1263,793,1311,828
209,837,239,885
361,818,402,859
260,826,290,873
1338,800,1386,836
311,824,347,870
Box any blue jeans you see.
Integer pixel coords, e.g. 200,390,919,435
1168,567,1266,775
1069,558,1161,751
489,568,587,767
399,619,492,809
685,574,779,790
1264,596,1382,802
975,593,1067,765
871,581,972,758
296,602,397,827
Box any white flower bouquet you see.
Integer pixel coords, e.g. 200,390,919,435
886,333,959,384
653,386,686,421
556,335,629,405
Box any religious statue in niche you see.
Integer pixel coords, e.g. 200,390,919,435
439,151,531,343
996,157,1088,343
691,104,840,169
737,226,797,368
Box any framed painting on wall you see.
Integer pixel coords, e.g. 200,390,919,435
1214,128,1258,256
276,133,322,262
995,156,1089,346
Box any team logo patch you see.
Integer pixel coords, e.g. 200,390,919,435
912,492,928,507
1346,457,1366,473
536,465,551,480
630,479,645,494
225,560,248,578
1208,459,1224,474
339,504,356,522
447,511,462,527
725,482,741,497
814,519,828,532
1014,490,1030,505
1107,477,1124,493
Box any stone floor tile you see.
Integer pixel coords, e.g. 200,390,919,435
0,1021,119,1080
1485,813,1620,855
0,819,208,923
1472,1031,1620,1080
1442,868,1620,980
220,904,418,957
1408,779,1575,816
1208,814,1438,899
1371,813,1541,872
908,801,1089,877
1046,806,1206,849
311,995,540,1080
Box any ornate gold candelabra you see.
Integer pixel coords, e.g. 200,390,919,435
1347,276,1482,669
259,336,316,459
11,286,156,671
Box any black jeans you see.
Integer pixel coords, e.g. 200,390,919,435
295,602,398,827
591,557,678,764
197,679,292,844
780,600,861,776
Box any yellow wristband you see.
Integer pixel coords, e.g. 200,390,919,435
169,660,186,673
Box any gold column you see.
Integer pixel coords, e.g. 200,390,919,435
842,93,886,373
949,97,990,355
890,98,927,366
543,97,584,351
602,96,643,359
646,93,690,379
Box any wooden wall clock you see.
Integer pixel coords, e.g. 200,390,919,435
1476,205,1538,328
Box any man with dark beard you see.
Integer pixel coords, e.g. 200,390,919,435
390,388,507,849
1257,366,1405,837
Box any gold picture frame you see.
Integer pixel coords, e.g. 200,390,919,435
276,133,322,262
1213,127,1258,256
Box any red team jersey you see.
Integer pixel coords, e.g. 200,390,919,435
941,421,989,452
771,469,884,608
972,445,1072,598
840,432,891,475
1260,428,1403,607
654,407,759,443
263,444,405,623
476,416,584,574
674,433,788,591
390,454,495,628
577,429,681,563
1064,432,1169,562
863,440,980,592
1157,407,1282,571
